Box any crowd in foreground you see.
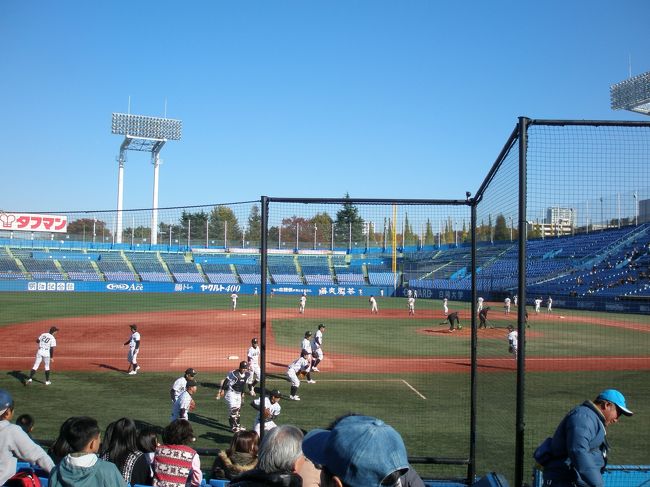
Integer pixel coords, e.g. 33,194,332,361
0,387,634,487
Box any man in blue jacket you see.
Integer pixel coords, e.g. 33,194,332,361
542,389,633,487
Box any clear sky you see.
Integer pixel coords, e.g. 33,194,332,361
1,0,648,213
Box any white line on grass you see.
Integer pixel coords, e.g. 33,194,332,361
401,379,427,400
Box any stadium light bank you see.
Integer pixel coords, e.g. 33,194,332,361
610,70,650,116
111,112,183,245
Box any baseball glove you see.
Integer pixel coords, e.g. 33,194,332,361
508,346,514,354
189,399,196,411
297,370,307,380
263,408,273,419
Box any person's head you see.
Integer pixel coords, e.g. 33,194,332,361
227,430,260,457
184,368,197,379
303,415,409,487
257,424,304,474
162,419,195,445
102,417,139,462
318,324,326,332
595,389,633,426
185,380,198,395
238,361,249,373
62,416,101,454
251,337,258,348
269,389,282,404
130,324,137,332
507,325,514,332
137,427,160,453
305,331,312,339
49,326,59,335
16,414,34,433
300,350,309,359
0,389,14,421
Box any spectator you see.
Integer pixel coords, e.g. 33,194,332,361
211,430,259,480
49,416,126,487
15,414,34,437
153,419,202,487
229,425,304,487
137,427,160,475
49,417,75,465
541,389,633,487
302,414,425,487
99,417,152,486
0,389,54,484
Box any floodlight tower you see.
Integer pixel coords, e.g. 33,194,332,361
610,70,650,115
111,113,182,244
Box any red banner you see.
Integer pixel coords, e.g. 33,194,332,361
0,212,68,233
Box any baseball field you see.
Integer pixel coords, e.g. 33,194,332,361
0,292,648,484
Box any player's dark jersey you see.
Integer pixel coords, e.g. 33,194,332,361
223,370,249,393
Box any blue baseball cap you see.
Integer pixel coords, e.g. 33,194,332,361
302,415,409,487
597,389,633,416
0,389,14,416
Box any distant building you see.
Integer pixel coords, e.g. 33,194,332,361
545,207,576,237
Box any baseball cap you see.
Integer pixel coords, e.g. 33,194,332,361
302,415,409,487
49,326,59,334
0,389,14,416
252,338,258,344
269,389,282,398
597,389,633,416
130,324,137,330
239,361,249,369
305,330,312,337
185,368,197,376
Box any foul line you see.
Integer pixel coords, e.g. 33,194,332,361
401,379,427,400
264,377,428,400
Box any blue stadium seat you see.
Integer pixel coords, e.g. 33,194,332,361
209,479,230,487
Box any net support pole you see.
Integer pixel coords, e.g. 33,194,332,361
259,196,269,443
515,116,530,487
468,197,477,484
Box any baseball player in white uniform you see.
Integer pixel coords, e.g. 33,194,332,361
507,326,518,359
286,351,310,401
170,368,197,403
26,326,59,385
299,293,307,314
407,296,415,316
124,324,141,375
504,297,511,315
301,331,315,383
513,294,518,307
251,389,282,434
247,338,261,396
546,296,553,314
171,380,197,421
369,296,378,314
477,297,484,313
443,298,448,316
534,297,542,314
311,324,325,372
231,293,238,311
217,361,251,432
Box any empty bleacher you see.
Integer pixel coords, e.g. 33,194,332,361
96,251,137,281
126,252,173,282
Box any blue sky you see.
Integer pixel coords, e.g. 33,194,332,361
1,0,648,213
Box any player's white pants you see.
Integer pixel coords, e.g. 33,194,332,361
225,390,243,411
312,349,323,361
299,305,305,314
32,350,51,371
287,369,300,388
443,305,448,315
371,304,378,313
510,345,518,359
232,301,237,310
247,364,261,384
253,420,277,435
128,349,139,364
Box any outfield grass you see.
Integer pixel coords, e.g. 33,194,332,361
0,292,648,484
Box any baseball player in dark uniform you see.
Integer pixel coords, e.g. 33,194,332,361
217,361,251,432
478,306,491,329
446,312,461,332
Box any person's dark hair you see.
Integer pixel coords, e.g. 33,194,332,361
62,416,100,453
102,417,140,467
16,414,34,433
99,420,116,457
50,417,76,463
226,430,259,457
162,419,195,445
137,427,159,454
